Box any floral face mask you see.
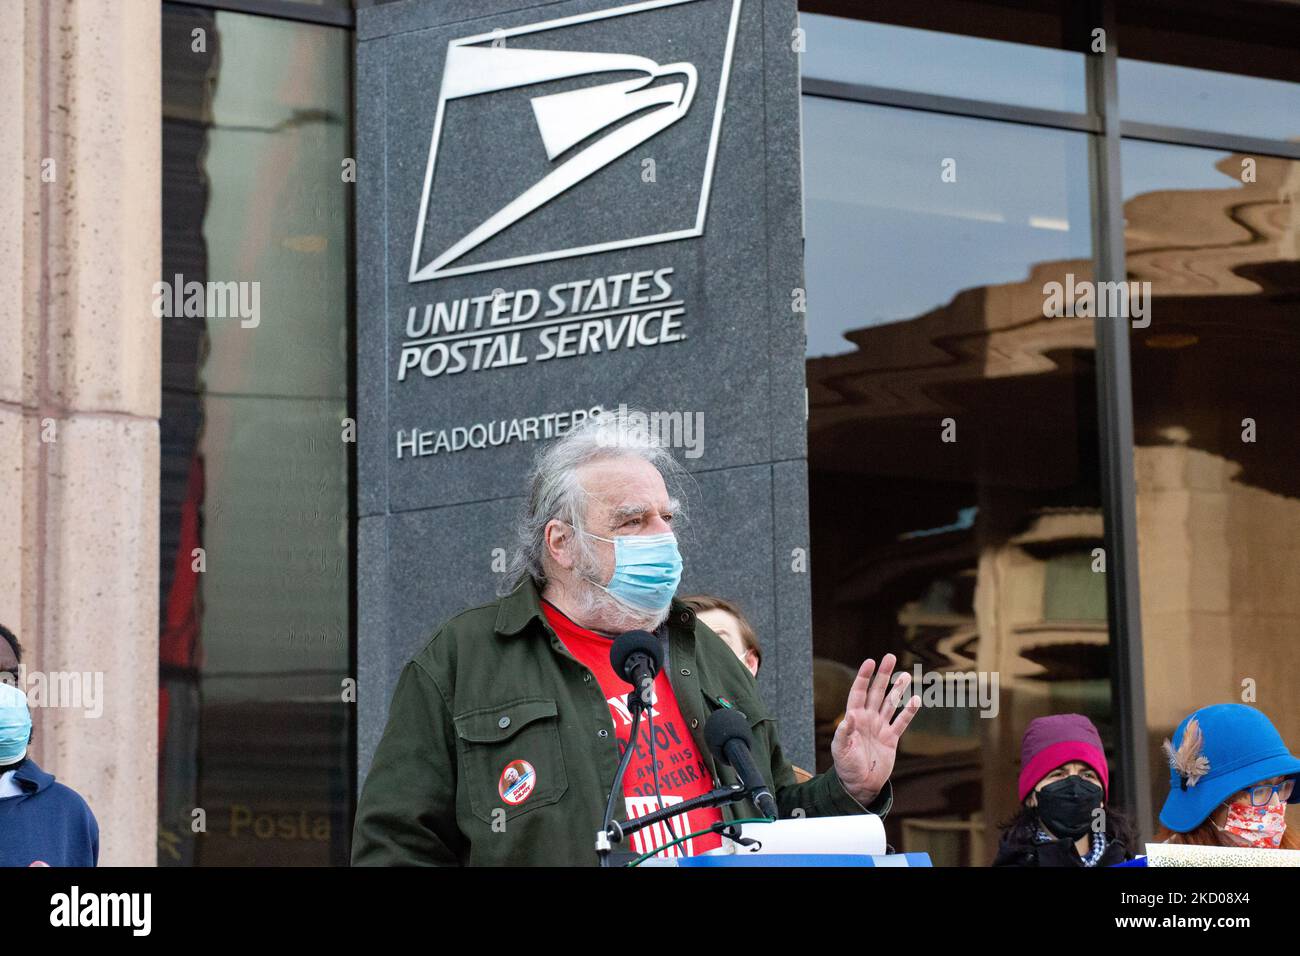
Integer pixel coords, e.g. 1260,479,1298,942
1215,800,1287,848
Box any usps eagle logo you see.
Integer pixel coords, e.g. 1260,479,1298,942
408,0,742,283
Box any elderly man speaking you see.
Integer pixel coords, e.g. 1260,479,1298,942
352,412,920,866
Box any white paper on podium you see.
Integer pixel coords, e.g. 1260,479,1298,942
720,814,887,856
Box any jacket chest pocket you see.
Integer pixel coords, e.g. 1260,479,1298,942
699,685,756,730
453,697,569,825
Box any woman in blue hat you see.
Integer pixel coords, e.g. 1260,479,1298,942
1156,703,1300,849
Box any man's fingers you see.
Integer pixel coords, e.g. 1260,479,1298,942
881,671,912,718
845,659,876,715
864,653,896,715
886,694,922,742
834,709,857,753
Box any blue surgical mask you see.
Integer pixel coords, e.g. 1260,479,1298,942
0,682,31,765
583,530,683,611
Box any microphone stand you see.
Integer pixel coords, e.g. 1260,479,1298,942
594,665,772,865
595,782,754,864
596,690,646,868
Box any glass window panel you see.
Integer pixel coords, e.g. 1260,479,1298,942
160,5,352,867
197,16,350,398
1122,139,1300,827
802,99,1094,357
1116,3,1300,144
802,98,1115,863
800,13,1088,114
1119,58,1300,142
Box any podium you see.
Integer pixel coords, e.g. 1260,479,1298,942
611,811,933,867
657,852,933,867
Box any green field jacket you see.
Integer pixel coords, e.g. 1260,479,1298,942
351,576,892,866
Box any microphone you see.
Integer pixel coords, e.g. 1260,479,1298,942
609,630,662,711
705,708,778,820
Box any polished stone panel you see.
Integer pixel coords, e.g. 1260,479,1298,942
356,0,814,778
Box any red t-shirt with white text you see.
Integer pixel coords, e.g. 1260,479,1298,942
543,602,723,858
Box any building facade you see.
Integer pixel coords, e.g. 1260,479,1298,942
3,0,1298,865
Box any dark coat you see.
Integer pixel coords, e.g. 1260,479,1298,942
352,575,892,866
0,759,99,867
993,829,1131,867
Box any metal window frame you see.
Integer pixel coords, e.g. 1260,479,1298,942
1119,121,1300,161
1088,0,1152,841
163,0,360,855
798,0,1300,840
799,78,1102,133
168,0,355,27
800,82,1300,160
803,73,1155,832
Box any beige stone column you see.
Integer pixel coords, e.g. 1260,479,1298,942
0,0,160,866
1135,440,1300,831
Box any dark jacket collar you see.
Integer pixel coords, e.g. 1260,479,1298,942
2,758,53,794
494,575,696,637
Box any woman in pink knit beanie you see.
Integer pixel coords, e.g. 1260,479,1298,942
993,713,1135,867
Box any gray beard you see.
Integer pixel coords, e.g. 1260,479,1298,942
569,571,670,635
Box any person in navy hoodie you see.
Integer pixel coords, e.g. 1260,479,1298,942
0,623,99,867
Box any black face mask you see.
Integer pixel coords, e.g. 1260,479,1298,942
1035,776,1104,840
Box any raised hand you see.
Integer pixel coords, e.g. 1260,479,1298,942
830,653,921,806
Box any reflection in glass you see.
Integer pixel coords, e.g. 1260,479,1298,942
1119,58,1300,143
1123,139,1300,824
160,6,352,866
800,13,1087,114
802,99,1093,357
802,99,1114,863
